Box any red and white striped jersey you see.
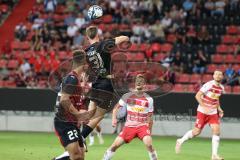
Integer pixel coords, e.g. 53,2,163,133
197,80,224,115
119,92,154,127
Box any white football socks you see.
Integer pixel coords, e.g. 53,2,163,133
148,150,158,160
103,149,115,160
212,135,220,156
55,151,69,160
89,133,94,146
97,131,104,144
179,130,194,144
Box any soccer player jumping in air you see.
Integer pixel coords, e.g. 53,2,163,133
175,70,225,160
103,74,158,160
80,25,129,140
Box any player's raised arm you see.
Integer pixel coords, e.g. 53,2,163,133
115,36,129,45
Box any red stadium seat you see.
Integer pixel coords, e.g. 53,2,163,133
58,51,68,60
98,23,105,32
139,43,148,52
103,15,113,23
222,35,234,44
186,84,195,93
129,43,138,52
151,43,161,53
166,34,177,43
232,86,240,94
207,64,218,73
224,86,232,94
190,74,201,83
228,45,236,53
176,74,190,83
202,74,212,82
212,54,224,63
173,84,185,92
135,52,145,62
11,41,21,50
232,64,240,71
126,53,135,61
153,53,165,62
216,44,228,54
161,43,172,53
0,80,4,87
227,25,239,35
21,41,30,50
236,55,240,63
4,80,16,88
7,60,18,69
218,64,227,72
112,52,127,61
225,54,235,63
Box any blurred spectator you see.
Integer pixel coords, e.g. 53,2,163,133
149,20,165,43
15,23,27,41
161,53,173,68
67,23,78,37
185,53,194,73
44,0,57,12
204,0,215,16
75,13,86,28
31,15,45,30
59,31,71,51
172,51,184,73
222,64,240,86
161,12,172,28
212,0,226,16
192,50,208,74
113,9,122,24
131,20,145,44
73,30,85,47
31,29,42,51
64,13,76,26
20,59,31,78
197,25,210,45
183,0,195,12
13,72,27,87
0,66,9,80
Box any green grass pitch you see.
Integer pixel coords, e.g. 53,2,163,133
0,131,239,160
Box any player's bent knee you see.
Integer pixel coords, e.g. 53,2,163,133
193,127,201,136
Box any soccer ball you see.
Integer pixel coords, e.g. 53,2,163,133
87,5,103,20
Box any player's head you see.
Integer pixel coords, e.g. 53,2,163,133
86,26,99,41
72,50,86,69
135,74,146,91
213,70,223,83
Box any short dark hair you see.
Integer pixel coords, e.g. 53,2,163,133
135,74,145,82
86,26,98,39
72,50,85,65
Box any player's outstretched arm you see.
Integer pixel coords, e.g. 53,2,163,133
112,104,122,127
115,36,129,45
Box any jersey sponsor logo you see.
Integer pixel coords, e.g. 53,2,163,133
132,106,144,113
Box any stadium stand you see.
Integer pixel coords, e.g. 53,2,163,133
0,0,239,93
